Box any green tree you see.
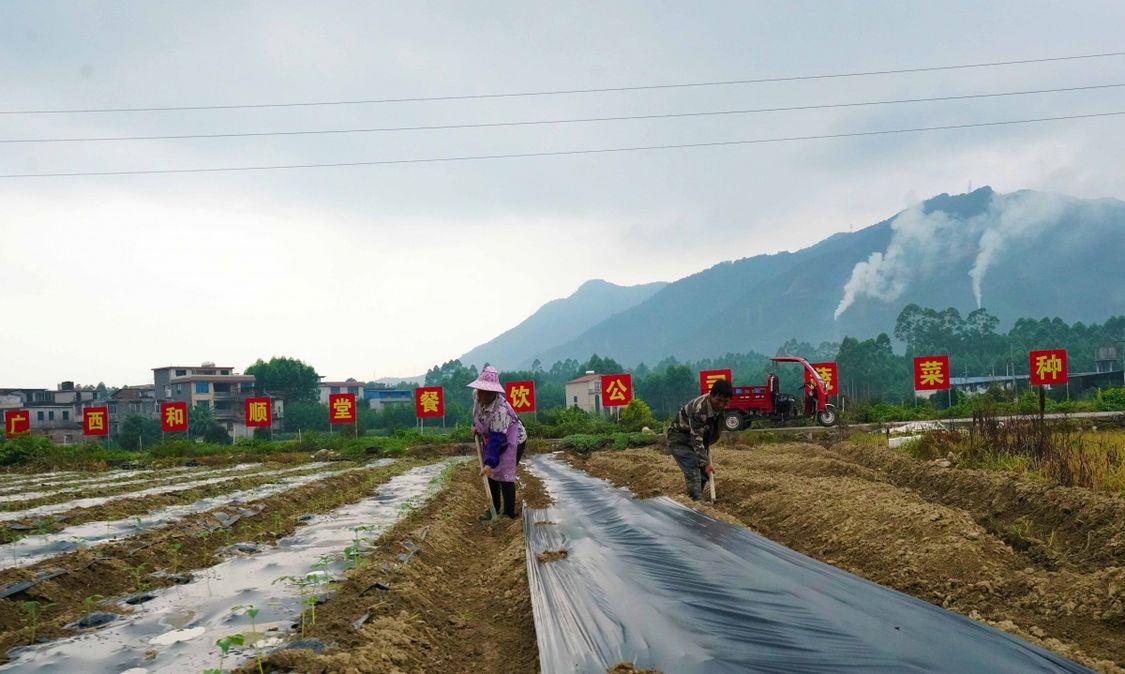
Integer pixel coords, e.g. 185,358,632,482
245,357,320,404
619,398,656,431
283,402,330,432
119,415,162,451
188,402,216,437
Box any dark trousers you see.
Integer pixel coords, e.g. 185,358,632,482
487,478,517,518
669,442,710,501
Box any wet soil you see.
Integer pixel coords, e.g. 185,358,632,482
0,465,329,543
251,461,549,674
0,464,272,512
565,443,1125,673
0,460,422,660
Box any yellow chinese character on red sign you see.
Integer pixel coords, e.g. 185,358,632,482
510,386,531,409
1034,354,1063,381
420,391,440,413
815,367,833,391
918,361,945,386
165,406,184,428
606,380,628,401
248,401,269,423
333,398,353,419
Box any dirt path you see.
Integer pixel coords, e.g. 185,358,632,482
566,442,1125,673
258,461,547,674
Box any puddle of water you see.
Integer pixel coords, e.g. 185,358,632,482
0,459,461,674
0,463,375,571
0,464,306,523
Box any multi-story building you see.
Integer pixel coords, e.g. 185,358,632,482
318,379,365,404
106,385,157,434
153,362,274,438
363,384,413,410
564,371,604,413
0,382,96,445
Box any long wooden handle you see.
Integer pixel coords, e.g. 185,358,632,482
709,448,717,502
475,435,498,521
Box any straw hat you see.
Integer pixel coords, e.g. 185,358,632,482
467,365,505,393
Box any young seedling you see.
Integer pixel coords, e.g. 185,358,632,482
212,633,244,674
80,594,104,613
128,562,148,591
168,542,183,573
301,594,318,635
20,600,51,642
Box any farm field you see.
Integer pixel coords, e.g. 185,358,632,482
565,441,1125,673
2,438,1122,673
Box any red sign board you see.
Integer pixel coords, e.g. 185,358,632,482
505,380,536,413
699,369,733,395
1029,349,1068,386
83,406,109,436
913,355,951,391
600,374,633,407
4,410,30,437
414,386,444,418
244,396,273,428
809,362,839,396
329,393,357,424
161,402,189,433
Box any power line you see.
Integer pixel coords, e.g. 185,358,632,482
2,110,1121,179
6,82,1125,144
3,50,1125,116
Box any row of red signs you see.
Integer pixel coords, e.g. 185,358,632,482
1,349,1071,437
910,348,1068,391
2,398,278,438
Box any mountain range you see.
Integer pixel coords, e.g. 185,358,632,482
459,187,1124,369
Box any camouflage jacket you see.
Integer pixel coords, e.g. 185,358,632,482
667,394,722,458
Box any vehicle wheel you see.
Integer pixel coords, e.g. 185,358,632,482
723,411,745,431
816,405,837,427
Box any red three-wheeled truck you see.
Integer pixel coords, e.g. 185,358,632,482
721,356,838,430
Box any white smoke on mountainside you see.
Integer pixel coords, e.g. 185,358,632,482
833,191,1069,319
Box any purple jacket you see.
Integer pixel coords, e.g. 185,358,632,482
474,398,525,483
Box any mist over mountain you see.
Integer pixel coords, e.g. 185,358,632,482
463,187,1124,369
458,279,667,368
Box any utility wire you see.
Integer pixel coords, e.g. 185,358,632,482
5,82,1125,144
3,110,1122,179
3,50,1124,115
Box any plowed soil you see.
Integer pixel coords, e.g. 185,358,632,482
251,461,548,674
0,460,421,659
565,440,1125,674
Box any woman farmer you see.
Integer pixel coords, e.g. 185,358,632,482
469,365,528,520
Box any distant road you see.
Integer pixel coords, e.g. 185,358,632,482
739,410,1124,434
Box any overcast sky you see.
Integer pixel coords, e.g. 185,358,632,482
3,1,1124,388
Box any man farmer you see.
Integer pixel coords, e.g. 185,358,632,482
667,379,733,500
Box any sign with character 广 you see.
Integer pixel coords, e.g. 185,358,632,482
4,410,30,437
